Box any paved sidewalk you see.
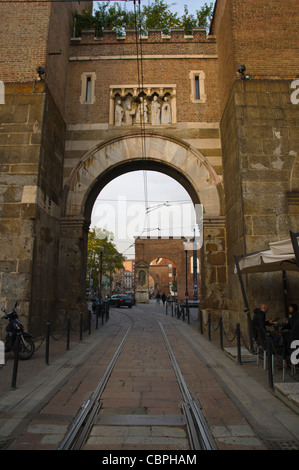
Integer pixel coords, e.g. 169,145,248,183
0,302,298,450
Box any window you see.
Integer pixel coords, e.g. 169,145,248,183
80,72,96,104
85,77,92,102
0,80,4,104
195,75,200,100
189,70,206,104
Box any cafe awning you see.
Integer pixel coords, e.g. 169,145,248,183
233,232,299,342
234,238,298,274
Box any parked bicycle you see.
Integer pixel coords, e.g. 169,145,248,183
1,301,35,360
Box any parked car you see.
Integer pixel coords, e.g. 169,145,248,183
125,293,135,305
109,294,133,308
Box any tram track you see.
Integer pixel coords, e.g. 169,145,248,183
158,321,217,450
57,310,217,451
57,319,133,450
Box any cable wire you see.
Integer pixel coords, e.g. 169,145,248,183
133,0,149,231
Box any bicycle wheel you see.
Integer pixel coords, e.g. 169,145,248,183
18,336,35,360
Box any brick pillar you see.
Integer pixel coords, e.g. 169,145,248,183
58,216,89,329
200,217,228,315
135,262,150,303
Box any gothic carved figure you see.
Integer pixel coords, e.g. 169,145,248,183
114,99,123,126
125,104,135,125
151,96,161,125
161,96,171,124
111,87,175,127
136,97,148,124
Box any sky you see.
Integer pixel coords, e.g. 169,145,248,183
91,0,214,258
94,1,215,19
158,0,215,17
91,171,201,258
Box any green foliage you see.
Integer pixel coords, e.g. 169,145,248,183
141,0,180,35
195,2,214,29
74,1,214,37
87,228,125,290
74,9,100,36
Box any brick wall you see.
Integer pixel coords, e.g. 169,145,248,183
211,0,299,113
0,1,91,117
230,0,299,77
0,2,51,83
66,28,220,125
135,237,197,302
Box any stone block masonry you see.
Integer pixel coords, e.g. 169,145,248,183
0,82,46,335
221,78,299,324
0,81,66,335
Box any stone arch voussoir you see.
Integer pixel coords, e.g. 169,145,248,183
63,132,224,221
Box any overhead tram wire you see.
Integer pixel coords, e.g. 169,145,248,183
96,197,191,204
134,0,148,208
133,0,150,233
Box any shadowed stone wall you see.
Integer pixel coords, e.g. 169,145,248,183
222,79,299,327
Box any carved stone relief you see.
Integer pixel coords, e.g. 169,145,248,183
109,85,176,126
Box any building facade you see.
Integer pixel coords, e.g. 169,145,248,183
0,0,298,335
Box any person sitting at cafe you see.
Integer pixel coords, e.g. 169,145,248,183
253,304,272,329
284,304,299,330
253,303,281,343
291,317,299,343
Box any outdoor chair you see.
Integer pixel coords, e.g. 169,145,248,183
255,327,268,369
255,327,283,372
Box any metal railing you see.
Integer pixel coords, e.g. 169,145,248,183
165,301,298,390
0,300,110,391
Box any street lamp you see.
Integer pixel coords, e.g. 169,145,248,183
99,246,104,301
192,229,198,301
183,239,192,322
183,242,189,300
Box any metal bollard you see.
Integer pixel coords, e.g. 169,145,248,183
199,310,203,335
66,316,71,350
219,317,223,350
45,322,50,365
80,313,83,341
236,323,242,365
11,335,20,390
88,310,91,335
266,335,274,390
208,312,211,341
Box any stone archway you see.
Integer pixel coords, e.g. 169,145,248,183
149,256,177,301
58,132,226,324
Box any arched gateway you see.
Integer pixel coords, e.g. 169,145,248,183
0,0,298,338
58,132,227,325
